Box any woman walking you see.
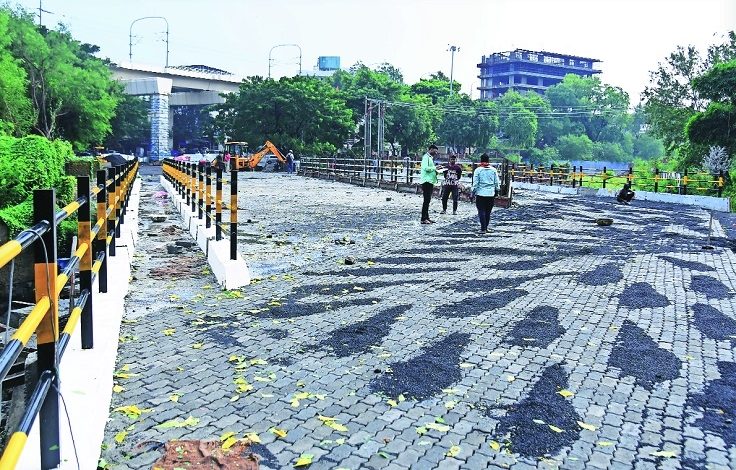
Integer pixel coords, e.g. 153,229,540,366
420,145,443,224
471,153,500,234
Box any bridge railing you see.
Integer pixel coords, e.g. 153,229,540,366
161,159,238,260
0,160,138,469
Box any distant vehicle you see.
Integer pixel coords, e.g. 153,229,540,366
255,154,282,172
98,153,134,166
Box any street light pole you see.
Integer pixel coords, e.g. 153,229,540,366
448,45,460,95
129,16,170,67
268,44,302,78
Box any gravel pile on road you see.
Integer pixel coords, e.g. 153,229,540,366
691,303,736,340
608,321,682,390
690,275,733,299
505,306,566,348
659,255,715,272
618,282,671,308
577,263,623,286
686,361,736,449
319,304,412,357
436,289,528,318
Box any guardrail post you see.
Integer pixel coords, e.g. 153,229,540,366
96,169,108,293
198,163,204,220
114,165,122,237
77,175,94,349
628,165,633,188
191,163,197,213
107,166,116,257
718,170,724,197
216,165,223,241
118,164,126,227
683,169,689,195
205,163,212,229
654,168,660,193
579,167,583,187
33,188,60,469
549,165,554,185
230,161,238,260
572,165,577,188
185,163,191,206
602,166,607,189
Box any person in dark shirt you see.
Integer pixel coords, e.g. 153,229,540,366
616,182,635,204
440,154,463,215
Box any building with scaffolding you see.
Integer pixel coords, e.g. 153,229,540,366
477,49,601,100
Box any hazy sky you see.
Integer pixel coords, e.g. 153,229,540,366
11,0,736,105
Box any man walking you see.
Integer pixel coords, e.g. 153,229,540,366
420,145,443,224
471,153,500,234
286,150,295,174
440,154,463,215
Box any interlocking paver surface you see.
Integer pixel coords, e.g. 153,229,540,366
101,171,736,469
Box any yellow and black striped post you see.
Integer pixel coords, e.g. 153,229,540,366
77,175,93,349
95,169,108,293
205,163,212,229
198,162,204,220
107,166,116,257
119,163,127,225
230,160,237,260
185,162,191,206
33,188,60,469
115,165,122,237
216,165,223,241
190,163,197,213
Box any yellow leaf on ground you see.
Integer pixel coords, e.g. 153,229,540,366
294,453,314,467
387,399,398,407
230,395,240,402
156,416,200,429
294,392,310,400
112,385,125,393
291,399,300,408
120,364,131,371
113,405,146,419
445,401,457,409
489,440,501,451
446,445,461,457
318,415,337,422
577,421,597,431
114,431,127,444
506,375,515,382
425,423,450,432
162,329,175,336
398,394,406,402
335,438,345,445
557,389,574,398
250,359,268,365
548,425,564,433
192,343,204,349
221,437,238,450
270,427,287,438
245,432,261,444
650,450,677,458
597,441,614,447
169,394,180,402
325,421,348,432
416,426,428,435
220,431,236,441
533,419,546,425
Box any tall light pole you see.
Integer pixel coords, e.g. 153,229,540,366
448,45,460,95
268,44,302,78
129,16,170,67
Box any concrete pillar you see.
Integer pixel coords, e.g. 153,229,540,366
150,93,170,160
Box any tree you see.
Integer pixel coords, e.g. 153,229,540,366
686,59,736,155
497,91,539,148
642,31,736,165
701,146,730,173
375,62,404,83
214,75,354,154
555,134,593,161
106,93,150,154
436,95,498,152
0,11,33,136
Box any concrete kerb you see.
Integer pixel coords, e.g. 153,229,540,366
17,177,142,470
159,175,250,290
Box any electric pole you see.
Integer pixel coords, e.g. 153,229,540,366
448,45,460,95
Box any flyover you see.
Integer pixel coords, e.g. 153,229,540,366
110,63,243,159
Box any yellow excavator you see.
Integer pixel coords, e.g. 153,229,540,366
223,141,249,170
224,140,286,171
245,140,286,171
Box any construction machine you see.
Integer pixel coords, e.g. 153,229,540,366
223,141,249,170
245,140,286,171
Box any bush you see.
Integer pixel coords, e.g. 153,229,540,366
0,135,67,207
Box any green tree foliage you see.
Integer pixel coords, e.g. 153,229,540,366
642,31,736,166
436,95,499,151
0,11,33,135
106,93,150,153
3,8,119,148
497,91,539,148
555,134,593,161
686,60,736,155
214,75,354,154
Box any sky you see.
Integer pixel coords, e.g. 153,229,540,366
10,0,736,105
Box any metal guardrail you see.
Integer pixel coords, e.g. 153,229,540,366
161,159,238,260
0,159,138,469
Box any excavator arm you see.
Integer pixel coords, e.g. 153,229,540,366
247,140,286,169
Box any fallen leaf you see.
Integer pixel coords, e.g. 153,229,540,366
114,431,127,444
169,394,180,402
230,395,240,402
245,432,261,443
294,453,314,467
113,405,147,420
416,426,428,435
294,392,310,400
446,445,461,457
507,375,515,382
112,385,125,393
270,427,287,438
425,423,450,432
548,425,564,433
156,416,200,429
557,389,574,398
398,394,406,402
221,437,238,450
387,399,398,407
445,401,457,410
489,440,501,451
577,421,597,431
250,358,268,365
335,438,345,445
597,441,614,447
650,450,677,458
162,328,176,336
192,343,204,349
220,431,236,441
533,419,546,425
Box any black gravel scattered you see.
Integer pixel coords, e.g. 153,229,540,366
248,443,279,468
263,329,289,340
691,303,736,341
492,363,582,458
397,246,544,257
491,258,560,272
291,280,409,297
608,321,682,390
686,361,736,447
436,289,528,318
305,266,460,277
451,273,574,293
268,298,381,319
200,327,242,348
362,256,443,265
690,275,733,299
659,256,715,272
618,282,671,308
369,332,470,400
578,263,623,286
505,306,566,348
319,304,413,357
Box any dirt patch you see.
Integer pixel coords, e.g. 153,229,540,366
151,439,259,469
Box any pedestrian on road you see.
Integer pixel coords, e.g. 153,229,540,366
616,182,635,204
471,153,500,234
440,154,463,215
420,144,443,224
286,150,295,174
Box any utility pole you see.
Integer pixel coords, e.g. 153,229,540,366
129,16,170,67
377,101,385,178
37,0,53,26
448,45,460,95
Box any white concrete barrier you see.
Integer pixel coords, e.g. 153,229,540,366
159,175,250,289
